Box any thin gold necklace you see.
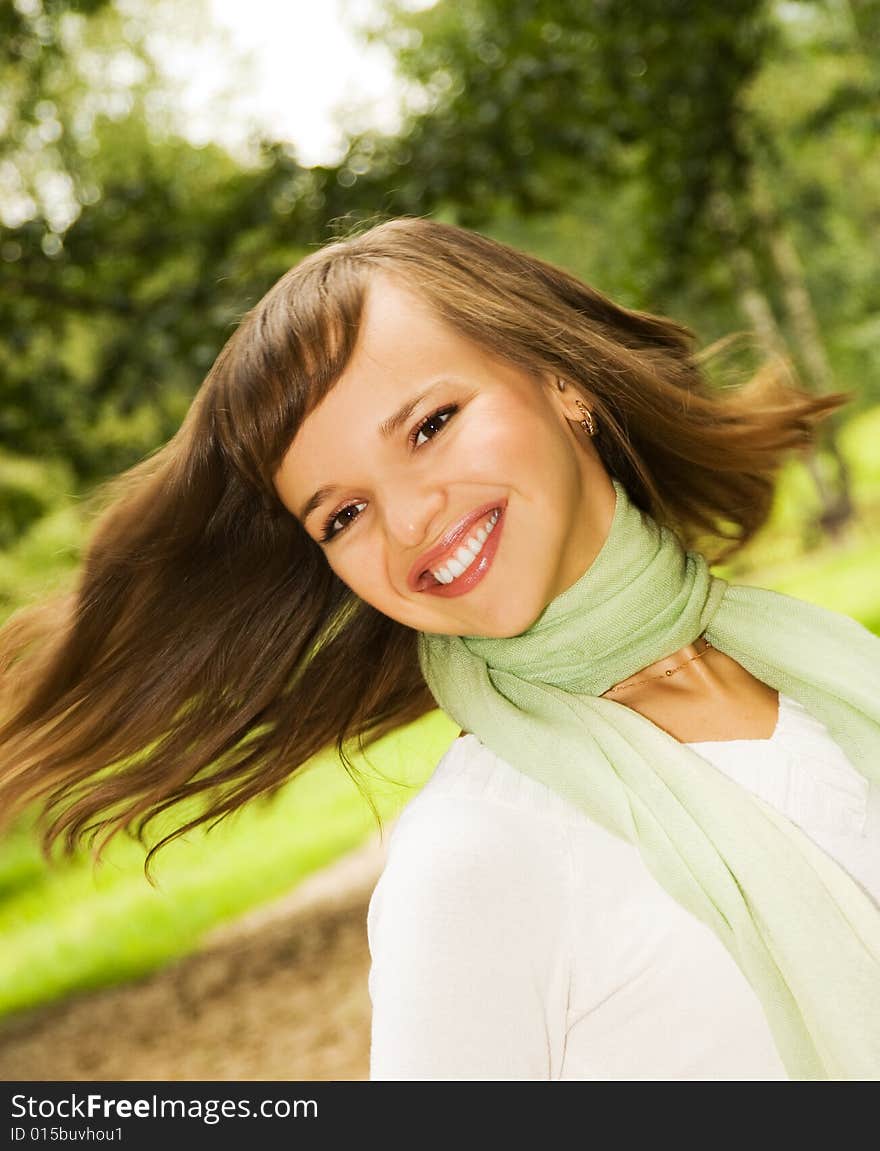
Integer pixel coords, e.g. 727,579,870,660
604,637,713,696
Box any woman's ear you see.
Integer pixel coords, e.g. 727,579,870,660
548,375,596,428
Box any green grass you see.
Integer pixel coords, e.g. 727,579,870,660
0,405,878,1022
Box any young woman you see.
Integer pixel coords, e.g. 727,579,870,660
1,217,878,1081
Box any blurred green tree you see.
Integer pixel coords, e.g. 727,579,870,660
0,0,327,487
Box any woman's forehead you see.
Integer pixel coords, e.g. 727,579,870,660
306,274,480,405
355,269,452,351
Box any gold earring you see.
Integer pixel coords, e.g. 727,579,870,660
575,398,597,437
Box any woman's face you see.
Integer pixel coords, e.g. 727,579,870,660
273,270,616,638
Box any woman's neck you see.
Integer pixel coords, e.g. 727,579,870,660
600,636,715,699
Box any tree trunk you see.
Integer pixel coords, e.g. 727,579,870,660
749,173,854,537
709,188,853,541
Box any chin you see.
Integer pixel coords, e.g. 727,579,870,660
466,597,548,640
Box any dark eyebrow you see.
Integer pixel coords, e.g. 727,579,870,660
377,385,436,440
298,384,442,525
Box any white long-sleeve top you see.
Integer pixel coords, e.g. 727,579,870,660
367,692,880,1080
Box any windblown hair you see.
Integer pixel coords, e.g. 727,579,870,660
0,215,849,876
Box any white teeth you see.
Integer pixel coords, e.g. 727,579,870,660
430,508,501,585
446,556,466,577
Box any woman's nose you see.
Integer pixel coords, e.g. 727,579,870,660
383,488,445,548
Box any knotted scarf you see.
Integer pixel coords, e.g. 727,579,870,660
417,478,880,1081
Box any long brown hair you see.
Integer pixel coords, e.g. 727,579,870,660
0,215,849,877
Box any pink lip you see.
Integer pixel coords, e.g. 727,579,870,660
407,500,507,592
419,507,505,598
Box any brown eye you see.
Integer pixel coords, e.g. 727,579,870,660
410,405,458,449
320,500,367,543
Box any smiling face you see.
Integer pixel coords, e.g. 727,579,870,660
273,270,617,638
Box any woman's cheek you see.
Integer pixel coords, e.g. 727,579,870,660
461,412,518,468
334,536,383,595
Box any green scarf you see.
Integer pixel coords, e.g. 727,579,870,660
417,478,880,1081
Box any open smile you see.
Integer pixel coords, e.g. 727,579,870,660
417,505,505,598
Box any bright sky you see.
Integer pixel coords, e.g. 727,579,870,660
157,0,413,167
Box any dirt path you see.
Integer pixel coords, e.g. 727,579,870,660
0,827,393,1081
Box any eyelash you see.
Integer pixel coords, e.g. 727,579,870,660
318,404,459,543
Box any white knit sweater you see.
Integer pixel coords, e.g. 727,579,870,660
367,693,880,1080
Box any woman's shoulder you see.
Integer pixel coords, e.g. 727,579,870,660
369,732,616,913
366,743,578,1082
403,731,601,831
367,736,580,957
